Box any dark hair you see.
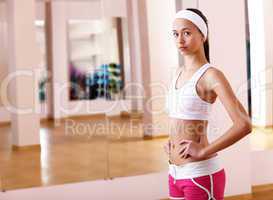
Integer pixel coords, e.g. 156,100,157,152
186,8,210,62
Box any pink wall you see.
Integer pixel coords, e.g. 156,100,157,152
102,0,126,18
200,0,251,196
251,150,273,185
146,0,178,136
0,171,169,200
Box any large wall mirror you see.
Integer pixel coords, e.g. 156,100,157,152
68,18,126,101
0,0,168,192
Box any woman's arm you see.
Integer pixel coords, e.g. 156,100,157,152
180,68,252,159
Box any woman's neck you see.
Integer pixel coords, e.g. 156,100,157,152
183,51,208,71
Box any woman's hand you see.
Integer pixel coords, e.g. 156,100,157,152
179,139,206,159
163,140,171,155
164,140,184,165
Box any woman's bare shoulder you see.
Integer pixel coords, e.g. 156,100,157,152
206,65,223,76
204,65,229,90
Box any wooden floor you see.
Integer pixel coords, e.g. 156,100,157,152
0,116,272,200
0,116,168,191
251,186,273,200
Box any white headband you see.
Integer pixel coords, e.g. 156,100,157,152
174,10,208,40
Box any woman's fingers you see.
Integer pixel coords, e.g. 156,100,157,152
179,139,192,145
179,144,188,155
164,139,194,159
180,144,190,158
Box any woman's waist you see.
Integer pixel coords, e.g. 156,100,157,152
169,155,223,179
169,133,202,144
169,133,208,149
168,150,217,166
168,120,208,137
168,132,211,166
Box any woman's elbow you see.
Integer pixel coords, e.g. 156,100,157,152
241,119,252,135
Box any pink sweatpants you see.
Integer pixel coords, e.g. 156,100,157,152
169,169,226,200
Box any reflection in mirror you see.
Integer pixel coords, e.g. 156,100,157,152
0,0,169,192
1,0,44,191
68,18,125,101
35,20,48,103
107,117,168,179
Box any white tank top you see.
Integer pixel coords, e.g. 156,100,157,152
166,63,213,120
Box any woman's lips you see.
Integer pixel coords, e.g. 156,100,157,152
179,47,187,51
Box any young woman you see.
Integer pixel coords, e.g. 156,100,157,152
164,8,252,200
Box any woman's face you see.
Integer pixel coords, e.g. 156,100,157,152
172,18,205,56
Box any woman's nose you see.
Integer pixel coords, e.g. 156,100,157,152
177,34,185,44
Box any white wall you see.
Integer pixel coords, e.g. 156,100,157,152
248,0,273,127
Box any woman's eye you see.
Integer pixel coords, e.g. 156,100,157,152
184,32,191,36
173,32,179,38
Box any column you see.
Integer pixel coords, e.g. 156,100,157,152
126,0,153,136
7,0,41,148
